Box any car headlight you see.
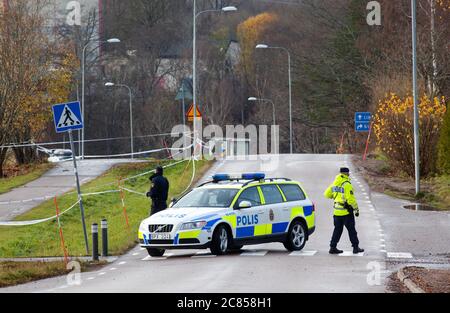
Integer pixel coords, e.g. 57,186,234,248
139,222,147,233
180,221,207,230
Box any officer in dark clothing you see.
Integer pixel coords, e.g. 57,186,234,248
146,166,170,216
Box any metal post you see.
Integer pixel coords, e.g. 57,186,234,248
412,0,420,194
68,130,89,254
92,223,99,261
101,219,108,257
81,44,87,160
193,0,198,157
288,52,293,154
182,83,186,126
128,87,134,160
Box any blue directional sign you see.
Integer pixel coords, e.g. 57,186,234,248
355,112,371,132
52,101,83,133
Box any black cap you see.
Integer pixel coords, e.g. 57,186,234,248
156,166,163,174
340,167,350,174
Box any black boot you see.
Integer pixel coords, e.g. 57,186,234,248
329,247,343,254
353,247,364,254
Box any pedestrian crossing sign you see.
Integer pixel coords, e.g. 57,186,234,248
52,101,84,133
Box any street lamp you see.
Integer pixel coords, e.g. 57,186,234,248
192,0,237,156
256,43,293,154
411,0,420,195
248,97,276,126
105,82,134,160
81,38,121,159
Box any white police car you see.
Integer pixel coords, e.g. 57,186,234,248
138,173,316,256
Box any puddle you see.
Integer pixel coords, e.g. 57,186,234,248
403,204,440,211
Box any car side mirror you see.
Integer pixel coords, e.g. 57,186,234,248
169,198,177,208
237,201,252,210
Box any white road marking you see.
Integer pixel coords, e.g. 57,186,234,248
289,250,317,257
118,261,126,265
338,251,365,257
380,250,387,253
110,267,117,271
98,272,106,276
142,256,168,261
387,252,413,259
192,252,216,258
87,277,95,280
241,251,268,257
132,253,140,256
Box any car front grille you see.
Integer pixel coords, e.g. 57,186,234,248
148,224,174,233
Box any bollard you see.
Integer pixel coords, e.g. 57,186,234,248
92,223,99,261
101,219,108,257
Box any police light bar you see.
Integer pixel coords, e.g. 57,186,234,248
242,173,266,180
212,174,231,182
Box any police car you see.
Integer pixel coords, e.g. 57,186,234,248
138,173,316,257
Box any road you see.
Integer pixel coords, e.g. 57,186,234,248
2,154,449,293
0,159,137,221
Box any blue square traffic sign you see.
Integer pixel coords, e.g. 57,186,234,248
355,122,371,132
355,112,372,122
52,101,83,133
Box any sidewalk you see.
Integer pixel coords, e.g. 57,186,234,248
0,159,136,221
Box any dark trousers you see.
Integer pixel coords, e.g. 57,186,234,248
150,200,167,216
330,214,359,248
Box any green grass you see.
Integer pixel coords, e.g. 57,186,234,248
0,159,212,258
0,261,104,288
0,163,54,195
422,175,450,210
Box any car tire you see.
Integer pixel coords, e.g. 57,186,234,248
283,220,307,251
146,248,165,257
210,225,230,256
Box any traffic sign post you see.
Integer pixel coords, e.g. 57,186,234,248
52,102,89,254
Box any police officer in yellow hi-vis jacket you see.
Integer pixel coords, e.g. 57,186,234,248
324,167,364,255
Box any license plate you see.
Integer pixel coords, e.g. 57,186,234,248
151,233,171,240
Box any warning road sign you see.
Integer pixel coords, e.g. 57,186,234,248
187,103,202,122
52,102,83,133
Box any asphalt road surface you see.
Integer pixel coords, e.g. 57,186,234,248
2,154,449,293
0,159,137,221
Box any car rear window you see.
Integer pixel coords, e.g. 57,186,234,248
260,185,284,205
279,184,306,201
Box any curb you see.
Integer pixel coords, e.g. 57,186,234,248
397,268,425,293
0,256,119,263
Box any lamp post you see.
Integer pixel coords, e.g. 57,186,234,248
192,0,237,155
105,82,134,160
81,38,121,159
248,97,276,126
256,44,293,154
411,0,420,195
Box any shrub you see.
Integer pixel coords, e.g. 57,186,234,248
438,107,450,174
373,93,447,177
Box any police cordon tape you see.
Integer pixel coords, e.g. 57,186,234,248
0,157,196,227
0,131,193,149
0,200,80,227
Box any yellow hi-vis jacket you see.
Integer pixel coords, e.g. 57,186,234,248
324,174,359,216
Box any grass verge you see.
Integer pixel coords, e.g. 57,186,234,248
0,163,55,195
0,261,105,288
0,159,212,258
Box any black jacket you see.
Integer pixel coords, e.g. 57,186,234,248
148,173,169,202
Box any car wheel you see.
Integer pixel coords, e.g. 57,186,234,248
146,248,165,257
210,225,230,255
283,220,307,251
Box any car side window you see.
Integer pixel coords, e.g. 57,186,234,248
236,187,261,208
260,185,283,205
279,184,306,201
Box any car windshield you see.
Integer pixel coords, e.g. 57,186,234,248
173,188,239,208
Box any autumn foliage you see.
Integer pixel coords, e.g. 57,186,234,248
374,93,447,177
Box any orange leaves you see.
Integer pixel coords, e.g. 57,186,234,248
374,92,447,177
237,12,278,78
